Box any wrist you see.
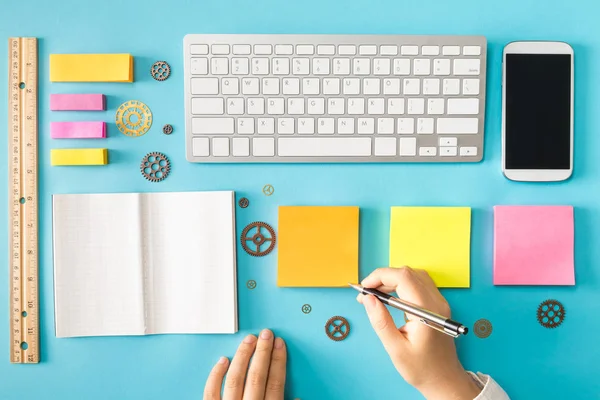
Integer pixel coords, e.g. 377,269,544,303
417,366,482,400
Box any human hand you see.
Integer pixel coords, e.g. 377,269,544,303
203,329,287,400
357,267,481,400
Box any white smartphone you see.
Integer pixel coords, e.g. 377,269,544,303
502,41,574,182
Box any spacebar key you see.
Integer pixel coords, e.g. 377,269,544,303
278,138,372,157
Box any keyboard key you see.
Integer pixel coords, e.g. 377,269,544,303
353,58,371,75
258,118,275,134
192,137,210,156
422,46,439,56
278,118,295,134
443,78,460,95
364,78,381,95
254,44,272,55
368,98,385,114
253,138,275,156
463,46,481,56
463,78,480,95
298,118,315,134
213,138,230,157
262,78,280,95
419,147,437,156
190,44,209,55
338,45,356,55
333,58,351,75
307,98,325,114
233,138,250,156
338,118,354,134
232,44,251,55
383,78,401,95
317,45,336,55
440,137,457,146
454,59,481,75
403,79,420,95
303,78,320,95
440,146,458,156
348,98,365,114
252,58,269,75
293,58,310,75
247,98,265,115
359,45,377,55
407,98,424,115
232,58,249,75
192,98,224,115
275,44,293,55
192,118,234,134
447,98,479,115
397,118,415,134
267,98,285,115
460,146,478,156
288,98,305,115
417,118,434,134
272,58,290,75
323,78,341,95
242,78,260,95
388,98,405,115
237,118,254,134
211,44,230,55
318,118,335,134
227,98,244,115
433,59,451,75
380,45,398,55
343,78,360,95
222,78,239,95
377,118,394,134
442,45,460,56
313,58,330,75
373,58,391,76
191,78,219,95
401,45,419,55
423,78,440,95
399,137,417,156
328,98,345,115
414,59,430,75
358,118,375,134
190,58,208,75
437,118,478,134
375,137,397,156
427,98,445,115
282,78,300,95
211,58,229,75
393,59,411,75
278,138,371,157
296,45,314,55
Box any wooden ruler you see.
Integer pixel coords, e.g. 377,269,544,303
8,37,39,364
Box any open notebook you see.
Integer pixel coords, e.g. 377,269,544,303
52,191,237,338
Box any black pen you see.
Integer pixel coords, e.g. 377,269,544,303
350,283,468,338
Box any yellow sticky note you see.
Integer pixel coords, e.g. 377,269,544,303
277,206,359,287
51,148,108,166
390,207,471,288
50,54,134,82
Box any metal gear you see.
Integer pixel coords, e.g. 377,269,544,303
246,280,257,290
262,184,274,196
162,124,173,135
325,316,350,341
140,152,171,182
473,319,493,338
301,304,312,314
537,299,565,328
240,222,276,256
116,100,153,137
151,61,171,81
238,197,249,208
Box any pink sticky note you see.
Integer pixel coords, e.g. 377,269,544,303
51,122,106,139
494,206,575,285
50,94,105,111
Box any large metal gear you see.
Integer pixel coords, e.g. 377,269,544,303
325,316,350,341
140,152,171,182
240,222,276,256
116,100,153,137
537,299,565,328
151,61,171,81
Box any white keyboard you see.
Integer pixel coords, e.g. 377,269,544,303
184,34,487,163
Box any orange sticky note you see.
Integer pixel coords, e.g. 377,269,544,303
277,206,359,287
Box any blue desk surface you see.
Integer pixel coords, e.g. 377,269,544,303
2,0,600,398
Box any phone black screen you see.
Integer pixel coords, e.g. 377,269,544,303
505,53,571,169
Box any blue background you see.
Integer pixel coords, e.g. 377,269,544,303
1,0,598,398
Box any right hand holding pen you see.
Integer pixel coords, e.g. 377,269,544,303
357,267,481,400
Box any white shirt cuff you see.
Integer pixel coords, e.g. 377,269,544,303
467,372,510,400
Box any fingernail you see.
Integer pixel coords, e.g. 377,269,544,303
244,334,257,344
218,356,228,365
363,294,376,311
274,337,284,349
260,329,273,340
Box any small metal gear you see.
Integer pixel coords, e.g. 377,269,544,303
301,304,312,314
246,280,257,290
140,152,171,182
162,124,173,135
151,61,171,81
325,316,350,341
238,197,249,208
241,222,276,256
537,299,565,328
262,184,274,196
474,319,493,338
